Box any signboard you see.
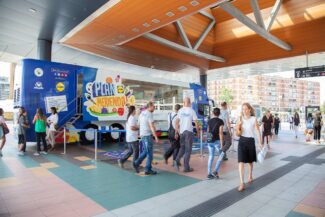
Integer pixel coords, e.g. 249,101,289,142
183,89,195,102
83,75,135,120
295,65,325,78
45,95,68,113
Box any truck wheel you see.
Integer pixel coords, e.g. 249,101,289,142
108,124,125,143
80,124,98,145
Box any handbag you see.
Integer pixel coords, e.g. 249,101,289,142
54,124,60,131
236,116,242,137
257,146,269,163
2,123,9,135
207,119,219,143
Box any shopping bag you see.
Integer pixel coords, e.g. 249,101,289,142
257,146,268,163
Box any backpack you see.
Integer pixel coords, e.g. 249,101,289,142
168,113,177,140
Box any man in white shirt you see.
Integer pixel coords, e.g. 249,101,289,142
164,104,181,164
174,97,200,172
220,102,232,161
133,102,159,175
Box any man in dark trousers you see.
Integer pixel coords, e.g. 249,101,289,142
164,104,181,164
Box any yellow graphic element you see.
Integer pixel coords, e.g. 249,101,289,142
29,167,52,177
128,95,136,105
40,162,59,169
0,177,20,187
74,156,92,161
81,165,97,170
106,77,113,83
56,82,65,92
117,85,124,94
95,96,126,107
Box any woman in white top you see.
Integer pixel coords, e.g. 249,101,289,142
236,103,263,192
47,107,59,150
118,106,139,168
0,108,7,157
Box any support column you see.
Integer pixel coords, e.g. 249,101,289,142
37,39,52,61
9,63,16,100
200,69,207,89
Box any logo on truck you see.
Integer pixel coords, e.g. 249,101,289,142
84,75,135,117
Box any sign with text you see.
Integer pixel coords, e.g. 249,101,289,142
295,65,325,78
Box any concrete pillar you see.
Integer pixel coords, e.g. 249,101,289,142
8,63,16,100
37,39,52,61
200,69,207,89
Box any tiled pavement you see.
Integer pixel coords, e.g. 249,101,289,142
1,125,325,217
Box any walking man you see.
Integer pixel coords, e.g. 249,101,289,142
164,104,181,164
133,102,159,175
220,102,232,161
174,97,200,173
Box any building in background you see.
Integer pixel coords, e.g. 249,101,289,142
0,76,10,100
208,75,320,112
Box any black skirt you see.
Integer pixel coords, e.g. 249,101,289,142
238,136,257,163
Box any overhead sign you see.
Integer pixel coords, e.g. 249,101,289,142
295,65,325,78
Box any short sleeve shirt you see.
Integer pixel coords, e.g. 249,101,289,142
208,117,224,141
126,115,138,142
177,107,198,134
138,110,154,137
262,115,273,131
168,112,177,129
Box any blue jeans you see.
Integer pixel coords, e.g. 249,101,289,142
135,136,153,172
207,140,225,174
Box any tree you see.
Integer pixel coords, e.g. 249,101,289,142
321,101,325,113
219,87,233,105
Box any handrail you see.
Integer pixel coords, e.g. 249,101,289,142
58,96,78,113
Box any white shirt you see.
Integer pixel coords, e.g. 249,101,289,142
177,107,198,134
126,115,138,142
220,109,229,132
138,110,154,137
0,116,5,124
168,112,177,129
241,116,256,138
47,113,58,131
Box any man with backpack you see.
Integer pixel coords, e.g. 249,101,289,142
164,104,181,164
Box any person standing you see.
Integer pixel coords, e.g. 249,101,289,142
314,111,323,144
0,108,8,157
289,116,293,130
164,104,181,164
236,103,262,192
293,112,300,139
33,108,48,156
220,102,232,161
118,106,139,168
206,108,224,179
174,97,200,173
133,102,159,175
262,110,273,149
17,107,30,155
274,114,281,136
47,107,59,151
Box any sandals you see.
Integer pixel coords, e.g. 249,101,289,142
238,183,245,192
248,178,254,184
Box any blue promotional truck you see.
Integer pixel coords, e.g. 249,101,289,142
14,59,212,144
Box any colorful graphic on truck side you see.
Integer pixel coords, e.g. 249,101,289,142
83,75,135,119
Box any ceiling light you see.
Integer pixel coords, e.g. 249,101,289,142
132,28,140,32
178,6,187,12
166,12,175,17
190,1,199,6
152,19,160,24
143,23,150,27
29,8,37,13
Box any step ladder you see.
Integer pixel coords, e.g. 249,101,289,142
54,114,82,139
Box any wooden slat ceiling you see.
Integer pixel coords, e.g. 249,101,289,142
62,0,325,72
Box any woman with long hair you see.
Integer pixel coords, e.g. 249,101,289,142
118,106,139,168
236,103,262,191
17,107,30,155
47,107,58,150
0,108,7,157
314,111,323,144
293,112,300,139
32,108,48,155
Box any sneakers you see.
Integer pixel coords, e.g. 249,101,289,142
207,174,214,179
18,151,25,156
212,171,219,179
40,151,48,155
183,168,194,173
145,170,157,175
117,159,124,168
133,162,140,173
34,152,40,156
173,160,180,171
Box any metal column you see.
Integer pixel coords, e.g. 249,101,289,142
37,39,52,61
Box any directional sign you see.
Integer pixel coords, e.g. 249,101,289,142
295,65,325,78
